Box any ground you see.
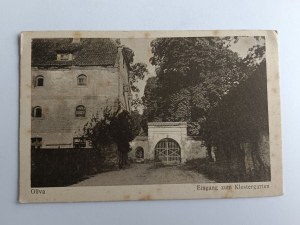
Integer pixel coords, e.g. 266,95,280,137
72,163,214,186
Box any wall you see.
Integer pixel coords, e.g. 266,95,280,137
130,123,207,163
185,137,207,161
117,47,131,111
130,134,207,163
31,66,120,148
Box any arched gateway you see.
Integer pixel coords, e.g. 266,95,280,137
130,122,207,164
155,138,181,164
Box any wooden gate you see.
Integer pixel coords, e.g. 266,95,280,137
155,138,181,164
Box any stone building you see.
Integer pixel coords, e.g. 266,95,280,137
31,38,131,149
130,122,207,164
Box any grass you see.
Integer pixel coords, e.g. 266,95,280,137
185,158,250,183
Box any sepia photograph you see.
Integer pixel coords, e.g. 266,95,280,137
19,30,282,202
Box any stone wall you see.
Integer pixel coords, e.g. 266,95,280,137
185,137,207,161
31,66,121,148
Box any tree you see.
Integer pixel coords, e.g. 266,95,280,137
129,63,149,112
110,110,140,168
122,44,149,112
202,61,269,181
131,94,143,112
243,36,266,69
142,76,162,122
83,107,141,169
122,47,134,65
142,36,268,181
129,62,149,93
144,37,248,135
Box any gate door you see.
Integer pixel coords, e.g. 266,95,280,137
155,138,181,164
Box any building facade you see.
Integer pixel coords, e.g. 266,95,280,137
31,38,131,149
130,122,207,164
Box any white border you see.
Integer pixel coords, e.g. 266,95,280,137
19,30,282,203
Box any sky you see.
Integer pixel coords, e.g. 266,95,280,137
121,38,156,107
120,37,265,110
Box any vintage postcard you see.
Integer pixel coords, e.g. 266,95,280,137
19,30,282,202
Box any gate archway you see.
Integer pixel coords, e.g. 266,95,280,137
154,138,181,164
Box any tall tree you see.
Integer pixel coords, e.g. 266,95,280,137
145,37,248,135
202,61,269,181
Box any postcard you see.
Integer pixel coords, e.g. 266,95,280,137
19,30,282,202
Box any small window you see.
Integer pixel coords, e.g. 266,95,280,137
35,75,44,87
31,137,42,149
75,105,86,117
32,106,42,118
73,137,86,148
123,84,130,92
77,74,87,86
57,53,73,61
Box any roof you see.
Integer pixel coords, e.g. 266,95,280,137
31,38,119,67
148,122,187,127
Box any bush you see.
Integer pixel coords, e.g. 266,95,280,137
185,158,267,183
84,108,141,169
31,147,118,187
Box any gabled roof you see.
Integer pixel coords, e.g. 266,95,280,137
31,38,119,67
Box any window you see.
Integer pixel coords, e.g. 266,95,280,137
31,137,42,149
35,75,44,87
75,105,86,117
77,74,87,86
57,53,73,61
123,84,130,92
73,137,86,148
32,106,42,118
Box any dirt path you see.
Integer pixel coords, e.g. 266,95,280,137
72,163,214,186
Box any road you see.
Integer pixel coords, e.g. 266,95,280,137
72,163,214,186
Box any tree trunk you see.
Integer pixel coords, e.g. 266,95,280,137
118,144,130,169
251,140,269,181
206,142,213,162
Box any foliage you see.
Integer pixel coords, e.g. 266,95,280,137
144,37,250,135
130,110,149,136
243,37,266,69
122,44,149,112
31,148,111,187
129,62,149,93
122,47,134,65
185,158,254,183
143,36,269,181
203,62,268,145
83,107,141,168
130,94,143,112
201,62,270,181
129,62,149,111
